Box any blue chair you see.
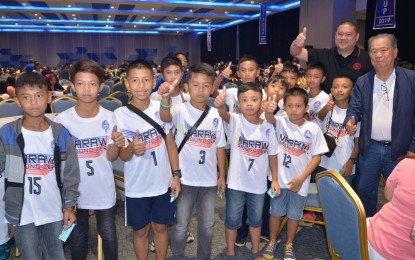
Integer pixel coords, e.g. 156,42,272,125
316,170,368,260
50,96,77,113
110,91,129,106
103,79,114,89
99,85,111,99
0,98,24,117
112,83,126,93
98,96,122,112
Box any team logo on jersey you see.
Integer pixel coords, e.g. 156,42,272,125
183,120,216,148
236,132,269,157
326,118,347,137
25,153,55,175
314,101,321,108
279,127,310,156
213,118,219,128
102,120,110,132
121,128,163,150
304,130,312,139
72,135,108,158
353,63,362,70
232,102,240,113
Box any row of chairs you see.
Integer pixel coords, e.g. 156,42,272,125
49,93,128,113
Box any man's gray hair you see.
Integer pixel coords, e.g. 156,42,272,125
368,33,398,50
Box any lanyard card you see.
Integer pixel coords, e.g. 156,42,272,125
58,222,76,242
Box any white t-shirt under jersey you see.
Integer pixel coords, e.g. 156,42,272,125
0,171,9,245
20,127,63,226
171,103,226,187
308,91,329,126
113,101,174,198
225,113,277,194
319,106,360,175
273,116,328,197
55,106,116,210
150,91,190,105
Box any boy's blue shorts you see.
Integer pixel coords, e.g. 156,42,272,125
225,188,265,229
126,188,175,231
270,189,307,220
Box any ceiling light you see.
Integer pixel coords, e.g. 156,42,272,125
34,13,38,16
139,19,142,22
68,5,71,7
134,25,137,28
77,24,79,26
111,6,114,9
46,23,49,26
205,19,209,22
160,26,163,28
108,15,111,18
186,27,189,29
170,20,173,22
142,16,146,19
72,14,75,16
22,3,26,6
15,23,18,25
151,8,154,10
107,19,110,21
189,9,192,12
73,18,77,20
106,25,109,27
177,31,179,33
38,17,42,19
225,11,228,14
175,18,178,20
251,1,254,3
2,16,5,18
199,22,201,24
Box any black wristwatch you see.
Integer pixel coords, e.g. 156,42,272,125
349,158,357,164
172,169,182,178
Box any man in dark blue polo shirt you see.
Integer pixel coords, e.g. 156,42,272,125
290,21,372,93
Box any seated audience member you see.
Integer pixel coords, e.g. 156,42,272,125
47,74,66,93
6,76,16,97
367,158,415,259
0,80,9,99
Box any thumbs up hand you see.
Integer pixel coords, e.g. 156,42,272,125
346,116,358,135
265,94,278,114
325,94,335,112
158,78,180,97
111,125,125,148
293,27,307,48
220,62,232,79
273,58,284,75
131,130,146,156
214,86,227,108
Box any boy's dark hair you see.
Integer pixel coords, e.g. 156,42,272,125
281,62,299,75
237,82,263,99
332,75,354,86
15,72,47,93
126,59,153,76
238,54,258,68
187,63,216,82
6,75,15,87
283,87,309,106
306,61,325,76
0,80,7,94
69,60,105,84
265,75,289,90
160,56,182,73
174,52,188,59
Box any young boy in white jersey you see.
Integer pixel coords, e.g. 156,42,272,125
214,54,260,113
55,60,124,260
0,170,11,260
263,88,328,260
305,62,329,124
158,63,226,259
316,76,360,184
215,82,279,259
151,56,190,104
0,72,80,260
113,59,181,260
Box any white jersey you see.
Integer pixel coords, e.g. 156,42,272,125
150,91,190,105
113,101,174,198
308,91,329,126
319,106,360,174
274,116,328,197
0,171,9,244
171,103,226,187
55,106,116,210
20,127,63,226
225,113,277,194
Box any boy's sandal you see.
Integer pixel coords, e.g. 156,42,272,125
250,251,264,260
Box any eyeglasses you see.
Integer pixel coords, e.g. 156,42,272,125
369,48,390,56
381,83,389,101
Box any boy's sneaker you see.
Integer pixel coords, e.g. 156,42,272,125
149,241,155,253
284,242,296,260
263,239,278,259
187,231,195,243
235,235,246,247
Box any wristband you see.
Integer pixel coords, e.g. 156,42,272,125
172,169,182,178
160,98,172,110
349,158,357,164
